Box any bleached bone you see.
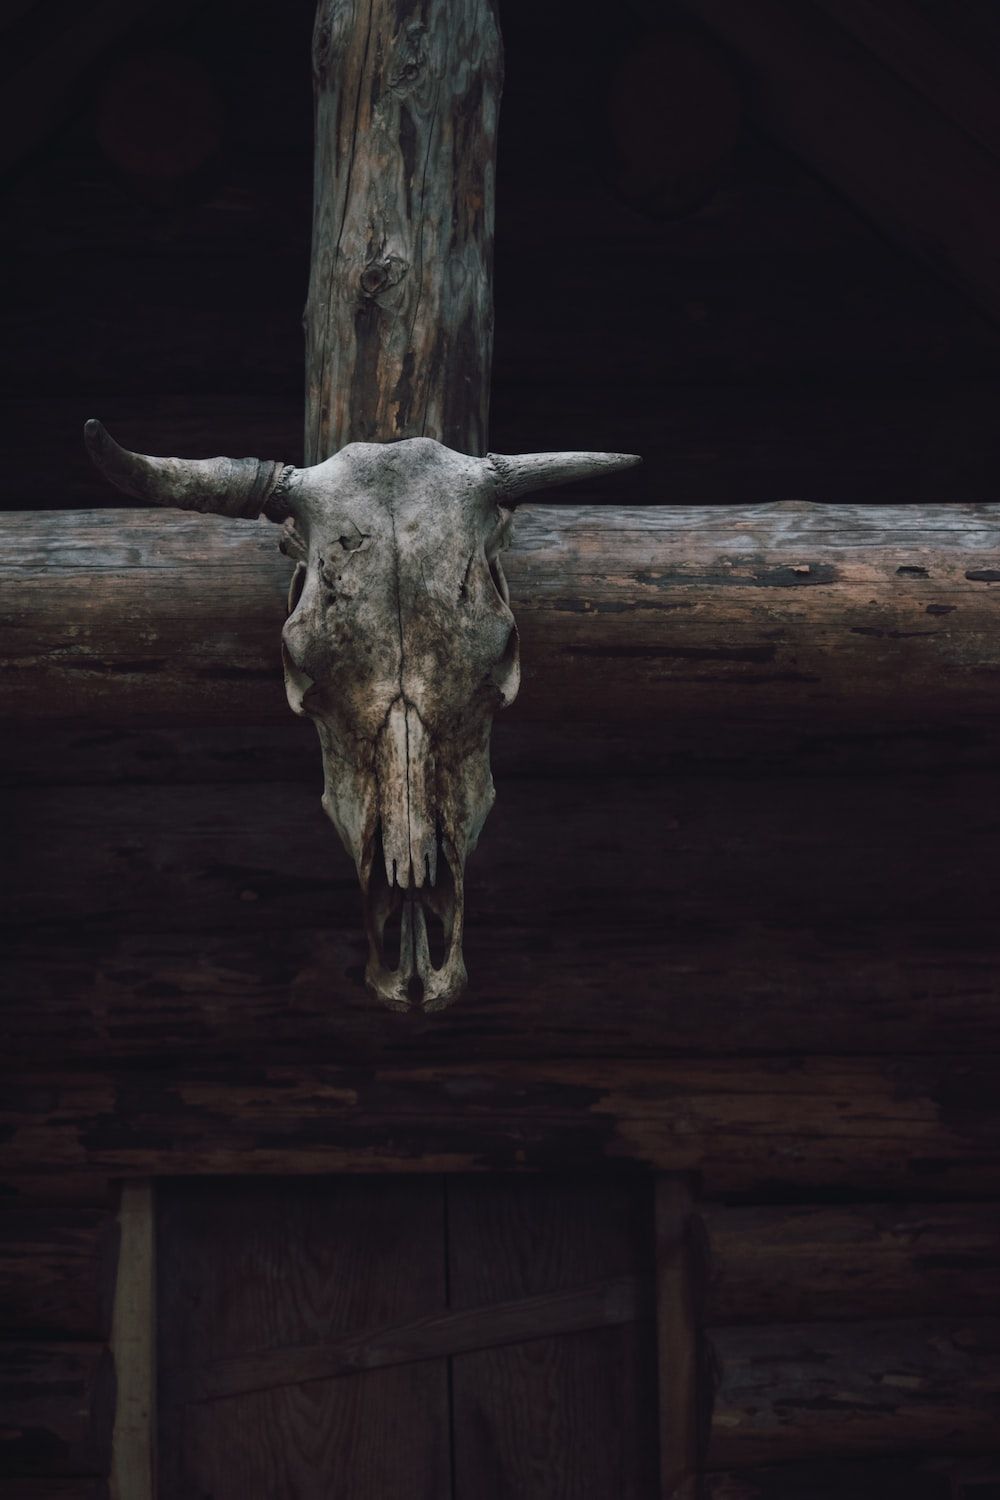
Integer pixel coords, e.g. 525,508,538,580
86,424,639,1011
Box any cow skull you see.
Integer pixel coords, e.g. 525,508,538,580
85,421,639,1011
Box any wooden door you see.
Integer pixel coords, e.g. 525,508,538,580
157,1175,659,1498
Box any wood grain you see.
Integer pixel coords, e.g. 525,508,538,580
157,1177,450,1499
305,0,500,459
704,1202,1000,1325
709,1317,1000,1464
3,1056,998,1191
448,1176,659,1499
163,1274,651,1406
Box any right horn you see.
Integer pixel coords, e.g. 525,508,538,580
84,420,296,521
486,450,641,503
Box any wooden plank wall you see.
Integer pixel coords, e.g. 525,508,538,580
2,718,999,1491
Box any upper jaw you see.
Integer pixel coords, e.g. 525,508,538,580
361,830,467,1012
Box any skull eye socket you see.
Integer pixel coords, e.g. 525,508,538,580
488,553,510,607
287,560,306,614
492,621,520,706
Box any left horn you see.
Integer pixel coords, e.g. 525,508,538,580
486,450,641,502
84,420,296,521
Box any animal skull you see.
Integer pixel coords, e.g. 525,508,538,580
85,422,639,1011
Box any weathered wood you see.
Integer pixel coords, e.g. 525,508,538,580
304,0,501,459
0,1342,115,1477
3,504,1000,733
677,0,1000,323
703,1454,996,1499
0,1206,118,1339
3,771,998,1065
448,1176,659,1500
157,1177,450,1500
2,1057,997,1191
108,1183,154,1500
655,1178,703,1500
163,1274,650,1406
2,714,999,788
708,1317,1000,1464
704,1202,1000,1325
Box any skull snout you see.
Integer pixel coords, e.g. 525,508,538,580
374,700,436,890
364,698,467,1012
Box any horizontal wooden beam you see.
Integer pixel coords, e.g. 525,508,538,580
162,1274,650,1406
704,1202,1000,1325
2,1057,997,1192
3,504,1000,737
704,1454,999,1500
709,1317,1000,1464
3,770,997,1066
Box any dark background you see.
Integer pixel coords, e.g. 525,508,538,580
6,0,1000,509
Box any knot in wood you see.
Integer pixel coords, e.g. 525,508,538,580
360,253,408,299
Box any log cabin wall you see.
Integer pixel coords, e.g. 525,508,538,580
3,1,1000,1496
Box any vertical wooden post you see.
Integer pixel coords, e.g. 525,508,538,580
305,0,502,462
655,1176,703,1500
110,1180,156,1500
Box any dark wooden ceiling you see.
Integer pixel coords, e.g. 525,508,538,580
4,0,1000,506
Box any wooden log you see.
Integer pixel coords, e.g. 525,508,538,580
704,1455,997,1500
5,919,998,1067
0,1342,115,1477
704,1203,1000,1326
0,1207,118,1339
2,713,1000,788
4,503,1000,733
1,1056,997,1192
708,1317,1000,1464
304,0,501,459
2,770,998,1065
676,0,1000,323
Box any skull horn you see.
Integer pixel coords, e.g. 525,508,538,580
83,420,297,522
486,450,641,503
